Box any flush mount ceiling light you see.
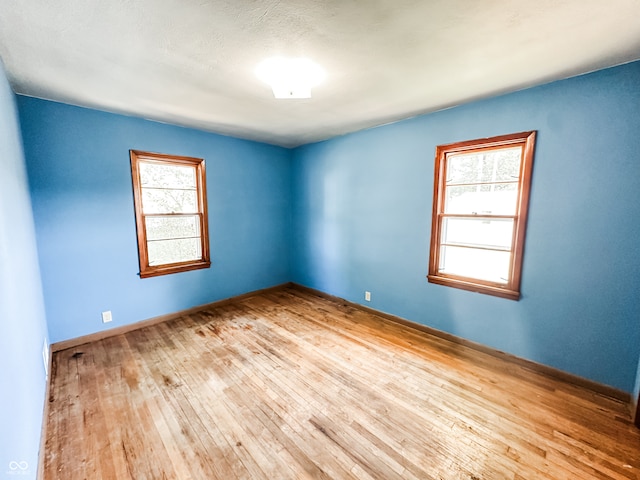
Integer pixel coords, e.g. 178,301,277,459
256,57,326,99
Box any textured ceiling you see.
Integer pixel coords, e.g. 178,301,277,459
1,0,639,147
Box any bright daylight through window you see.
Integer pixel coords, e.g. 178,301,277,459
130,150,210,278
428,131,536,300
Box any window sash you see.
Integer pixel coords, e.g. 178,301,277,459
144,214,202,242
439,215,516,252
438,245,512,285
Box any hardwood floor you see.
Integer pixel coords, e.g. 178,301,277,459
44,287,640,479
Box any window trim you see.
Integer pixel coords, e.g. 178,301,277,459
130,150,211,278
427,131,536,300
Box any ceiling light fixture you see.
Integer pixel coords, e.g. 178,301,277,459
256,57,325,99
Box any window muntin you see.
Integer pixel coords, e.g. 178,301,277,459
130,150,210,278
428,132,536,300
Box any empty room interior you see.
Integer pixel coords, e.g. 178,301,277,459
2,1,640,479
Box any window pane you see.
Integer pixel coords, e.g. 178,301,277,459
439,245,511,284
142,188,198,214
447,147,521,185
444,183,518,215
146,215,200,241
139,162,196,189
442,217,513,250
147,238,202,266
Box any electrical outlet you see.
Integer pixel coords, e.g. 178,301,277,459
101,310,113,323
365,291,371,302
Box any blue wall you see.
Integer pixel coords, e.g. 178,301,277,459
0,59,49,480
18,97,292,343
292,61,640,393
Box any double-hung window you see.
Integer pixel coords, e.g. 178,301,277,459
130,150,211,278
428,131,536,300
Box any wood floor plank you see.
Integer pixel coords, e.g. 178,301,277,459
257,311,526,478
261,289,639,477
131,324,249,479
162,317,314,480
228,312,435,478
44,286,640,479
194,310,373,479
241,296,546,478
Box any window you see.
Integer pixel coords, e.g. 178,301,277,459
428,131,536,300
130,150,210,278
